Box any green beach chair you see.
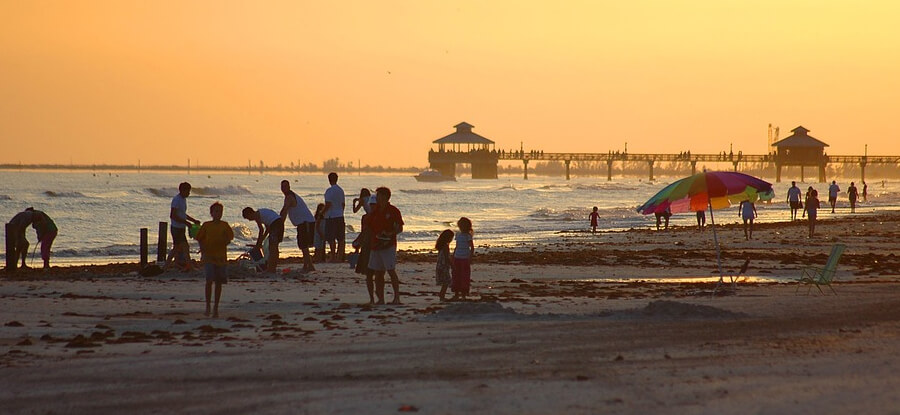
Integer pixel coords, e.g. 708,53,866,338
796,244,846,295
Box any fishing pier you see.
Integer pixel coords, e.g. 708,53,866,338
428,123,899,183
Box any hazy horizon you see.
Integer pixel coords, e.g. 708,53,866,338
3,1,900,167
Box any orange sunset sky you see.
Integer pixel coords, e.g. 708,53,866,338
2,1,899,167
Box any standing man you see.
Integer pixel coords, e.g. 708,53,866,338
739,200,758,240
828,180,840,213
368,187,404,305
168,182,201,271
323,172,346,262
862,182,868,202
787,181,802,221
7,209,34,269
242,207,284,274
280,180,315,272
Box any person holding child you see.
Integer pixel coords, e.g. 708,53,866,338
195,202,234,318
451,217,474,301
435,229,454,301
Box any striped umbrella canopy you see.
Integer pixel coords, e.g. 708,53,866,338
636,171,775,291
637,171,775,215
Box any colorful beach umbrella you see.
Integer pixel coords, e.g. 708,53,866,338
637,171,775,215
636,171,775,290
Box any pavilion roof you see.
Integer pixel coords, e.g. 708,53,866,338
433,122,495,144
771,126,829,148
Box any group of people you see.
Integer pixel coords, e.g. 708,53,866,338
167,173,416,313
6,207,57,270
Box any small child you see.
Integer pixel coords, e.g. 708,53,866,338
451,217,475,301
195,202,234,318
435,229,454,301
589,206,600,233
313,203,326,263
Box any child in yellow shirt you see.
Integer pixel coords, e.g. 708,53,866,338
195,202,234,318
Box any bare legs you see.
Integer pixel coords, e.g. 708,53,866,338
204,281,222,318
373,270,401,305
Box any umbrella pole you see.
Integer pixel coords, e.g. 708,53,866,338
708,200,725,293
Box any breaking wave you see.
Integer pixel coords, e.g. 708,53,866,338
145,185,253,197
43,191,87,198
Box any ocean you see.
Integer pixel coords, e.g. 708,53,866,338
1,170,897,266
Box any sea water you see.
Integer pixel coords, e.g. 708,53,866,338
1,170,897,266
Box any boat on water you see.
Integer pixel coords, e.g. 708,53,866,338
413,169,456,182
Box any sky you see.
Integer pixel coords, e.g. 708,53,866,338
2,1,899,167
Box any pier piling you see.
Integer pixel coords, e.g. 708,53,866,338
157,222,167,264
140,228,148,269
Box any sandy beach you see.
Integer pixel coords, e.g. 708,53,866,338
2,213,900,414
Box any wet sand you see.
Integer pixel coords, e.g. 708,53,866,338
1,213,899,414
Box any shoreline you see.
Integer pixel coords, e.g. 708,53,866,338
0,209,898,413
6,210,899,276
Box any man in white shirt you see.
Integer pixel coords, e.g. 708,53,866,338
168,182,200,271
787,181,802,221
828,181,840,213
323,172,346,262
280,180,316,272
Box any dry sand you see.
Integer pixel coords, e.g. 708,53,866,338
1,213,899,414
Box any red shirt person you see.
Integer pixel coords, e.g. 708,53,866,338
366,187,404,305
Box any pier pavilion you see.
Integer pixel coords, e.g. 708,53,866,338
428,122,499,179
422,123,896,182
770,126,828,182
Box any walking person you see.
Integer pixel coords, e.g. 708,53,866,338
847,182,859,213
802,186,813,218
787,181,802,221
739,200,758,240
368,187,404,305
7,209,34,269
280,180,315,272
323,172,346,262
862,182,868,202
806,189,820,237
451,217,475,301
30,209,58,269
195,202,234,318
168,182,201,271
589,206,600,234
696,210,706,231
242,207,284,274
828,180,840,213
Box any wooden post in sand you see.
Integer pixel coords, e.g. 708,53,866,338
157,222,167,263
140,228,148,269
5,223,15,273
